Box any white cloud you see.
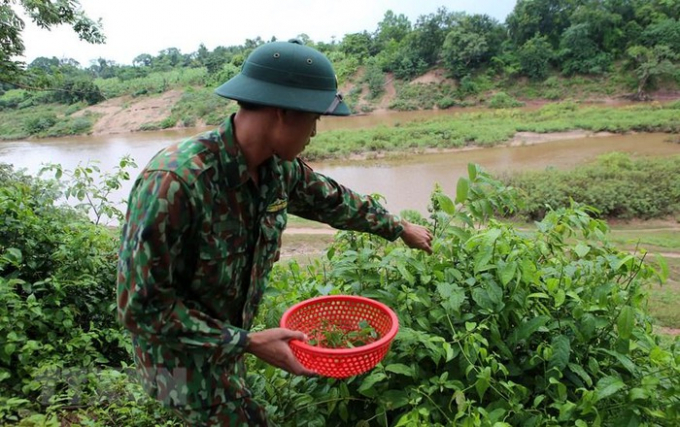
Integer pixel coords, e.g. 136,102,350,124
19,0,515,66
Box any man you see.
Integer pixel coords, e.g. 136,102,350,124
117,39,432,426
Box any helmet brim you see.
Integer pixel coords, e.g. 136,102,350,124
215,73,350,116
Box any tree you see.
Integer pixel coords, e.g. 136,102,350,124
626,44,679,100
442,27,489,78
54,77,105,105
518,35,554,80
641,18,680,54
374,10,412,49
340,32,374,62
407,7,457,67
441,14,505,79
558,23,612,75
0,0,105,84
507,0,583,48
569,5,626,55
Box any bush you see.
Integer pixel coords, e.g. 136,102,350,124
0,90,29,110
251,166,680,426
0,165,129,421
506,153,680,220
43,116,94,137
488,92,525,109
23,114,57,135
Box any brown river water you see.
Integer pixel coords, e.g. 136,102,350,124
1,110,678,219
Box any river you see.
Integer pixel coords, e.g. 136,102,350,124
0,112,678,220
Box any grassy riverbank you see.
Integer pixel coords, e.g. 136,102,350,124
303,100,680,160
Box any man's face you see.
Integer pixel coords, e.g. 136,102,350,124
273,110,320,161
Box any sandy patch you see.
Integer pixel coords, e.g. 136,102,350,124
76,90,184,135
656,326,680,337
410,68,456,85
509,130,618,146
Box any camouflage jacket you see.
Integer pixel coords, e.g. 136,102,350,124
116,115,403,408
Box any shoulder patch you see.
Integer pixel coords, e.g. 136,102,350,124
266,198,288,212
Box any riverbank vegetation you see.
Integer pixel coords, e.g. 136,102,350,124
1,161,678,425
1,0,679,140
302,100,680,161
505,152,680,220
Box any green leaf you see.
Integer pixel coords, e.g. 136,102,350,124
385,364,413,376
338,400,348,422
549,335,571,371
617,306,634,340
595,376,625,401
467,163,477,180
475,367,491,400
380,390,410,410
527,292,550,299
574,243,590,258
472,288,494,310
436,283,466,313
434,193,456,215
4,248,22,264
357,372,387,397
455,177,469,204
628,388,648,402
568,363,593,387
614,255,635,271
510,315,550,346
498,261,516,286
654,253,669,282
554,289,566,308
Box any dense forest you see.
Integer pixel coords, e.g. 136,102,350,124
1,0,679,120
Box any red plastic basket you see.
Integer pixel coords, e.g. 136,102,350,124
280,295,399,378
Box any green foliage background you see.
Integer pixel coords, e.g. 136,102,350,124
0,161,678,426
1,0,679,139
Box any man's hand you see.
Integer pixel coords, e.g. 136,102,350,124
246,328,316,376
400,221,433,254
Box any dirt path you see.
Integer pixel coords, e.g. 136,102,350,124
656,327,680,337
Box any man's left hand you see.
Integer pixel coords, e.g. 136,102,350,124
399,221,433,254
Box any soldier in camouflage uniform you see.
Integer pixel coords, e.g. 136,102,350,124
117,39,433,426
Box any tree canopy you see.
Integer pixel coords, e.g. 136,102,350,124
1,1,679,108
0,0,104,84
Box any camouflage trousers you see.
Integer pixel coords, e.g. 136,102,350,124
172,395,268,426
132,339,268,426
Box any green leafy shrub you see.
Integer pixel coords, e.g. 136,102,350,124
23,114,57,135
0,164,130,422
506,153,680,220
251,165,680,426
138,122,160,131
42,116,94,137
488,92,525,109
159,116,177,129
0,90,30,110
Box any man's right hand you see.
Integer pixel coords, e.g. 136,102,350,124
246,328,316,376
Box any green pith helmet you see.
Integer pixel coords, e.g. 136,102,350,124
215,39,350,116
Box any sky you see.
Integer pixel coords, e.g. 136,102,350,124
19,0,517,67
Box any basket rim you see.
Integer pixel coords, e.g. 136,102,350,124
280,295,399,356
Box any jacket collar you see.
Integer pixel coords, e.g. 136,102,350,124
217,114,283,193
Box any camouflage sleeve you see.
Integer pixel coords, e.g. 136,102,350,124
286,159,404,241
117,171,249,360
